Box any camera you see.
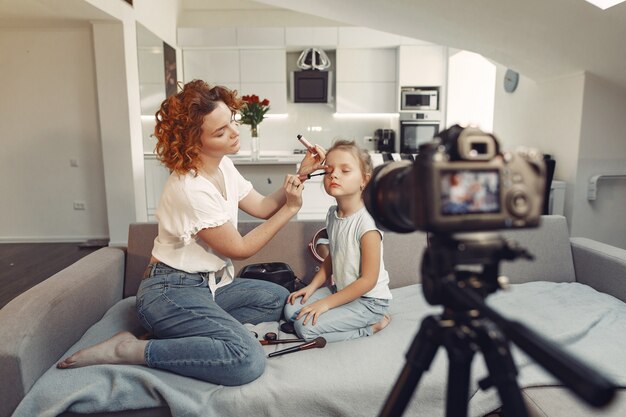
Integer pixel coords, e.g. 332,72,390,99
364,125,546,233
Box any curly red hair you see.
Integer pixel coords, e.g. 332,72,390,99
154,80,243,174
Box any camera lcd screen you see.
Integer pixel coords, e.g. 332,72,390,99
440,170,500,215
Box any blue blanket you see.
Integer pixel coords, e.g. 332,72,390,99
12,282,626,417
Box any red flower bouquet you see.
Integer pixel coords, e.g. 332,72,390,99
240,95,270,137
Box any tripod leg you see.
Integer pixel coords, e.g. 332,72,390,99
379,315,443,417
476,320,528,417
444,325,475,417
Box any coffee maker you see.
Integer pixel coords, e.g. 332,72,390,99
374,129,395,153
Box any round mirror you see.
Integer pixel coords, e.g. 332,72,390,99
309,228,329,262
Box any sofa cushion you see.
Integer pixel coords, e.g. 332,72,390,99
124,223,158,298
499,215,575,284
123,221,428,298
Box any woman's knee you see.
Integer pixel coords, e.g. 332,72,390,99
222,341,266,386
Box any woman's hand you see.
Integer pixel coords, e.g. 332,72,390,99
295,299,331,326
283,174,303,211
288,284,316,305
297,144,327,181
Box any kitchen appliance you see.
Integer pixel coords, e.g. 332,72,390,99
399,112,441,154
291,48,333,103
400,87,439,111
290,70,332,103
374,129,396,153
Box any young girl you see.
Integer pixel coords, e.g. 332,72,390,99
284,140,392,343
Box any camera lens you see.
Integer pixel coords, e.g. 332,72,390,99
363,161,418,233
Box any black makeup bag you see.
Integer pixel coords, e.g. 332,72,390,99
238,262,305,292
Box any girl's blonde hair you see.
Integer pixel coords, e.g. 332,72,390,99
326,139,373,179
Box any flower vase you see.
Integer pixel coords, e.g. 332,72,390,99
251,126,260,161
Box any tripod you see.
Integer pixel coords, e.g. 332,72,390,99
379,233,616,417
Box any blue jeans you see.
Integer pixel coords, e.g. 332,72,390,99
136,263,289,386
283,286,390,343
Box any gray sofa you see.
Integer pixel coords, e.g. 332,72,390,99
1,215,625,417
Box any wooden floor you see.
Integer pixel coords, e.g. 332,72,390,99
0,243,102,310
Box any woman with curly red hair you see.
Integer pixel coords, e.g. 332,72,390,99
57,80,326,386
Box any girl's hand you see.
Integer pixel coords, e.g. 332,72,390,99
297,144,327,180
295,299,331,326
283,174,303,211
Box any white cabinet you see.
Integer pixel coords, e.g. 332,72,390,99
285,27,338,48
143,157,304,222
236,163,297,221
336,83,396,113
335,48,397,113
183,49,240,91
178,28,284,48
237,28,285,47
182,48,287,114
338,27,402,48
144,156,171,221
239,49,287,114
336,49,396,82
398,45,447,87
178,28,238,48
298,175,335,221
240,49,285,82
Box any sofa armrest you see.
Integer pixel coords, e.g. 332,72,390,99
571,237,626,303
0,247,125,417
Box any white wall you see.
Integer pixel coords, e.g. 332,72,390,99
85,0,180,245
232,103,399,154
493,66,626,249
571,74,626,248
0,0,180,244
0,27,109,242
493,65,585,226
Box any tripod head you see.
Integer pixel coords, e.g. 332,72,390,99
421,233,533,308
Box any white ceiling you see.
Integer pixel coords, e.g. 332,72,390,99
249,0,626,91
3,0,626,91
0,0,112,26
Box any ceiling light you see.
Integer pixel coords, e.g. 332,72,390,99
585,0,625,10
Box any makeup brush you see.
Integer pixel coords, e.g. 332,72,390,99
267,337,327,358
306,172,326,179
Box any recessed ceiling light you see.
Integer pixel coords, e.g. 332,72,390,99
585,0,625,10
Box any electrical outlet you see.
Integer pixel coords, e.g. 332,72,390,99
73,201,86,210
364,136,374,142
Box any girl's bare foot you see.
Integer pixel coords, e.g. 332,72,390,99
57,331,148,369
372,314,391,334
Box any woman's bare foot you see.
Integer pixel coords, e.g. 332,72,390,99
372,314,391,334
57,331,148,369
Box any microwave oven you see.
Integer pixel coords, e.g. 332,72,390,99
400,87,438,111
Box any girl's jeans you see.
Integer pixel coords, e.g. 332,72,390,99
283,286,390,343
136,262,289,385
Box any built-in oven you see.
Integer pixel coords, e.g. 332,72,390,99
399,112,441,154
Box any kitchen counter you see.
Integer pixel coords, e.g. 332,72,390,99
144,153,303,166
227,153,303,165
